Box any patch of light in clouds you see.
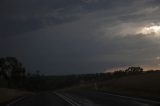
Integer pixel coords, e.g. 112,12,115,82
137,23,160,36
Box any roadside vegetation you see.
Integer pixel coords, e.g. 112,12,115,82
0,88,32,104
91,71,160,98
0,56,160,103
61,68,160,99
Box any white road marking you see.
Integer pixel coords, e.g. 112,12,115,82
103,92,160,105
54,92,81,106
6,96,26,106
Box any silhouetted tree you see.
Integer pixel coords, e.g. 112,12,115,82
0,58,8,80
0,57,26,87
125,66,143,75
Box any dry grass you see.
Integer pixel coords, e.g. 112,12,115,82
65,71,160,98
0,88,33,103
97,72,160,97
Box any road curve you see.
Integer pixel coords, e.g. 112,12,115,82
58,91,160,106
6,91,160,106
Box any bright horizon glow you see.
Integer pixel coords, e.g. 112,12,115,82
104,65,160,73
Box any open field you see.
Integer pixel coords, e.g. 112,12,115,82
97,71,160,97
66,71,160,98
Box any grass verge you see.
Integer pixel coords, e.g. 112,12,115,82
0,88,33,104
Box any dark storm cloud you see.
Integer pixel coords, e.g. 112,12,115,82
1,0,160,74
0,0,82,36
0,0,140,37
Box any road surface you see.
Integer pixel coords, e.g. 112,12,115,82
6,92,71,106
6,91,160,106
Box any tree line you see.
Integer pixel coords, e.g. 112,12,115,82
0,57,157,91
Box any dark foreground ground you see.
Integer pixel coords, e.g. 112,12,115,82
4,91,160,106
5,92,71,106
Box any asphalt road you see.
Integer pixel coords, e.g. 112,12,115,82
7,92,71,106
6,91,160,106
59,91,160,106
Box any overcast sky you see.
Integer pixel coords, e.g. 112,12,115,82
1,0,160,75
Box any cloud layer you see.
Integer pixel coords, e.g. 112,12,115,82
1,0,160,75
